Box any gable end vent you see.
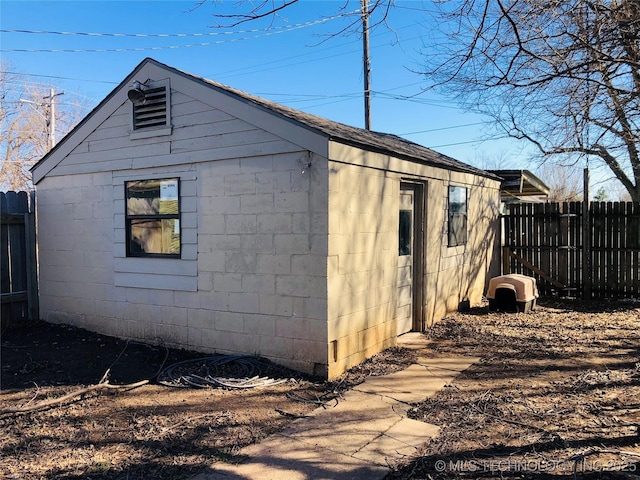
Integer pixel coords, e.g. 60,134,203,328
133,86,167,130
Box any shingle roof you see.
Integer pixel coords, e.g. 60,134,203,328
167,60,499,180
32,58,499,182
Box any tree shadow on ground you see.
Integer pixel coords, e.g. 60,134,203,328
460,297,640,317
388,434,640,480
390,299,640,480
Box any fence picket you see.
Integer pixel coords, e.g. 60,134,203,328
503,200,640,299
1,191,37,324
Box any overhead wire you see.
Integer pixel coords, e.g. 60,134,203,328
1,11,496,146
0,10,362,53
0,10,361,38
428,137,508,149
400,122,486,136
2,71,118,85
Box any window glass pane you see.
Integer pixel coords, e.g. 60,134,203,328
129,218,180,255
399,210,412,256
448,186,468,247
126,179,161,215
448,214,468,246
159,179,179,214
126,177,180,257
449,186,467,214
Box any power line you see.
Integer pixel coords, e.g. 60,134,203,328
400,122,485,135
0,11,360,53
2,71,118,85
1,21,421,85
1,70,439,110
0,11,361,38
428,137,507,149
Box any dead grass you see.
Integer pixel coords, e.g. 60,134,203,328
388,298,640,479
0,320,414,479
3,298,640,479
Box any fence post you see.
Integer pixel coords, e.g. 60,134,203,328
25,190,39,320
582,168,592,299
502,246,511,274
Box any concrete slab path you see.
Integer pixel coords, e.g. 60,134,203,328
192,333,479,480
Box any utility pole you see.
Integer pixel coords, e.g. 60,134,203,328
361,0,371,130
19,88,64,151
43,88,64,150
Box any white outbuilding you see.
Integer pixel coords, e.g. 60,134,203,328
32,58,501,378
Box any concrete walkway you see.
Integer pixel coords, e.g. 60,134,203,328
192,333,479,480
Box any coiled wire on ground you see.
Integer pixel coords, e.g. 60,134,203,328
157,355,290,389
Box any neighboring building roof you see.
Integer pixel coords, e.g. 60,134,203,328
487,169,550,199
32,58,500,182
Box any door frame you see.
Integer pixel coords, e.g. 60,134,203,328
400,181,426,332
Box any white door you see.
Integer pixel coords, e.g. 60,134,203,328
397,186,415,335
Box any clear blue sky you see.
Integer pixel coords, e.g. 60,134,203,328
1,0,533,169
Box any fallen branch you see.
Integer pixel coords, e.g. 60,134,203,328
286,390,335,408
275,408,310,419
569,448,640,462
0,369,148,415
568,447,640,474
145,412,229,440
470,402,553,435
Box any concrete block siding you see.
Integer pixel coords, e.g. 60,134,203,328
38,151,331,376
195,153,329,375
326,148,500,378
34,59,500,379
37,146,498,379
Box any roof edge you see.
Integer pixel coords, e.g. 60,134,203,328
31,57,157,183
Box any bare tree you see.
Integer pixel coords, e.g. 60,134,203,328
200,0,394,33
0,65,84,191
537,163,583,202
196,1,639,201
425,0,640,202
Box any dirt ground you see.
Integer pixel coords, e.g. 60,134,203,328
0,319,413,479
390,298,640,479
2,298,640,479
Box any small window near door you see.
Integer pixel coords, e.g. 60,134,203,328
125,178,180,257
399,210,412,255
448,186,468,247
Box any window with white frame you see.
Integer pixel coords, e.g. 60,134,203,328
125,178,180,257
448,185,468,247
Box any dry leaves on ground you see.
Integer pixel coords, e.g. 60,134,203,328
388,298,640,479
0,320,414,479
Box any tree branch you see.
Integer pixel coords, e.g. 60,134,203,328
0,369,149,415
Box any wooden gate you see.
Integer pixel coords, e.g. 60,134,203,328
503,201,640,299
1,190,39,324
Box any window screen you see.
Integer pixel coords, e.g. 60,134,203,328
125,178,180,257
448,186,468,247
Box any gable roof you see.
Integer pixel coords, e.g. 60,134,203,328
32,57,498,182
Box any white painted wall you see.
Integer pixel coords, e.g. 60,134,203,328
326,143,501,377
37,81,330,376
35,61,500,379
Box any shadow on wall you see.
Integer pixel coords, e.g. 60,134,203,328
433,175,501,320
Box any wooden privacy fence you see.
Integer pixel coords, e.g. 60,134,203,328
503,201,640,298
1,190,38,323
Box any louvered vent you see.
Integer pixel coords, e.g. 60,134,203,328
132,86,167,130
